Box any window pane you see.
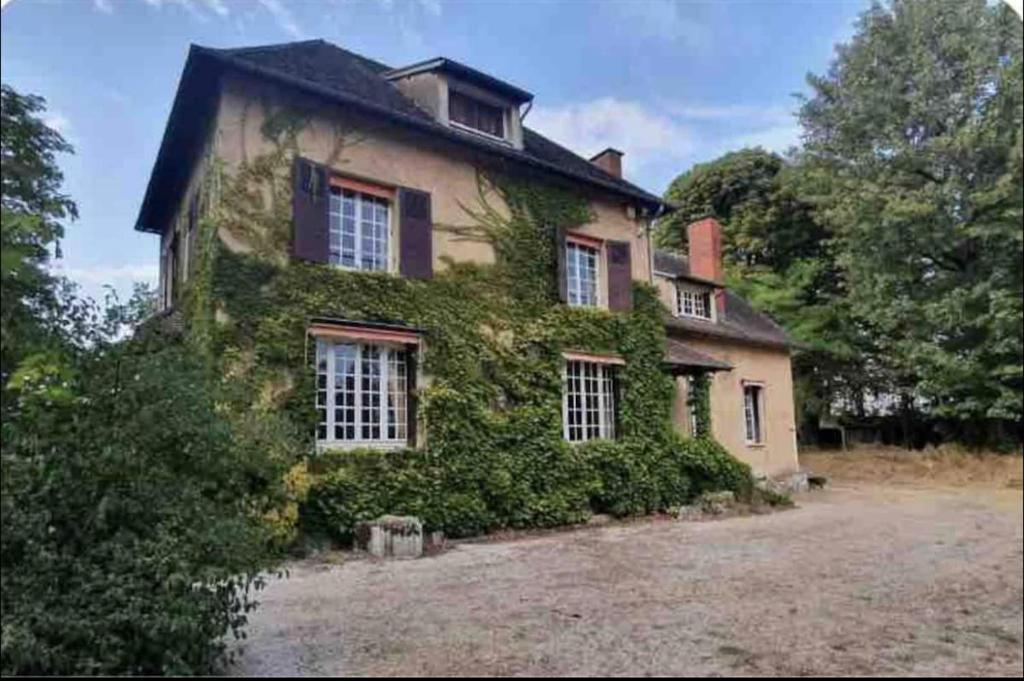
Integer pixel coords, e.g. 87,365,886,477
450,91,504,138
566,242,598,308
564,360,617,442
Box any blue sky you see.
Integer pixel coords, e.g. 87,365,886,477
0,0,867,302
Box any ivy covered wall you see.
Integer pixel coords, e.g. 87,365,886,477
172,110,756,543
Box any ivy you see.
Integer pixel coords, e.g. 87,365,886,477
173,126,763,543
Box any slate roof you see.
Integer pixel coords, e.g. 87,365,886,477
135,39,666,234
655,249,792,350
663,338,732,373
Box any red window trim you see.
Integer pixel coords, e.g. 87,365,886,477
566,231,604,250
329,174,395,201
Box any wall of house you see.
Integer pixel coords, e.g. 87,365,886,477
672,336,799,477
157,112,220,310
210,74,652,285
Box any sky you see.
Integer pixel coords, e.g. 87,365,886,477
0,0,868,302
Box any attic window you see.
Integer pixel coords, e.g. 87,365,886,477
449,90,505,139
676,284,713,321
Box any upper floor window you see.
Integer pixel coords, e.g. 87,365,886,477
564,359,617,442
567,241,600,307
316,339,408,447
449,90,505,139
676,284,713,320
743,383,764,444
329,188,390,271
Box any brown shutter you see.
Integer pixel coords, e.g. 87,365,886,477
398,187,433,279
406,346,418,448
292,157,329,263
606,240,633,311
555,227,568,302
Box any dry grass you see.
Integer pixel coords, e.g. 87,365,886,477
801,444,1024,489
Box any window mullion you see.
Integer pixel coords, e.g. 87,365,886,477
379,347,389,441
326,342,335,442
355,344,363,441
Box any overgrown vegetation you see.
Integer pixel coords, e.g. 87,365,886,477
182,118,759,546
657,0,1023,449
0,85,291,675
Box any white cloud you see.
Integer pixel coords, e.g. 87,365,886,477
258,0,303,38
58,263,159,287
528,98,696,174
669,103,793,122
92,0,114,14
43,112,72,136
202,0,228,17
603,0,711,48
722,123,802,154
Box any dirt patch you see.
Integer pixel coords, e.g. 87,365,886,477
803,445,1023,489
228,482,1022,677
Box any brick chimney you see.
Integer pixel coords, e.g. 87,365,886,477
687,217,726,316
589,148,623,178
687,217,724,283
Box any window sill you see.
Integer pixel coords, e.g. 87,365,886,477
675,313,714,323
316,440,411,453
449,120,513,146
745,441,767,448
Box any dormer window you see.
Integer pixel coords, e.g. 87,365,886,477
449,90,505,139
676,284,713,321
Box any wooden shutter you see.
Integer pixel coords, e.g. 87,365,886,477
606,240,633,311
292,157,329,263
398,187,433,279
406,347,418,447
555,226,568,302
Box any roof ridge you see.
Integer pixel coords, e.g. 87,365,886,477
202,39,327,56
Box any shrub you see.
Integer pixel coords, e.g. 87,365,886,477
0,345,289,675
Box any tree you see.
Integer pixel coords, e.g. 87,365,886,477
1,83,78,385
800,0,1024,434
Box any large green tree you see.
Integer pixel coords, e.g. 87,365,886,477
1,84,78,383
800,0,1024,430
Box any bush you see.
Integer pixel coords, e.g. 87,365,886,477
1,345,289,675
301,432,756,543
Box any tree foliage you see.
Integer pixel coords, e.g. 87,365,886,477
800,0,1023,425
0,84,289,675
1,84,78,384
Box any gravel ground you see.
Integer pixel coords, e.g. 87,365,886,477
229,484,1023,677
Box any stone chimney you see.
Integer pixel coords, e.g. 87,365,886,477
589,148,623,178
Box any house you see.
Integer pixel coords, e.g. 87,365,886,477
135,39,798,478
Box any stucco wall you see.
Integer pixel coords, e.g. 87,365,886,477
674,335,799,477
209,74,651,284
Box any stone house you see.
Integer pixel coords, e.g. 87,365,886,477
135,39,798,477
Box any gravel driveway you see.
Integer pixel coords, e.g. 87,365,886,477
229,484,1023,676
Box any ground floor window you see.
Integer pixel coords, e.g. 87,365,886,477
743,383,764,444
316,339,408,446
564,360,617,442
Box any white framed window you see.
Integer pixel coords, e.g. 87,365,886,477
743,383,765,445
676,284,713,320
316,339,408,447
329,188,390,271
566,241,600,307
564,360,617,442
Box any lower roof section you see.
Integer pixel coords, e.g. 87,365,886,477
663,338,732,374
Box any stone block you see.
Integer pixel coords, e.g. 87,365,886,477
354,515,423,559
